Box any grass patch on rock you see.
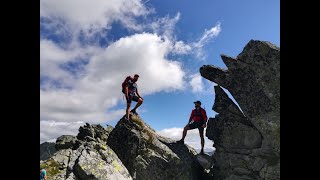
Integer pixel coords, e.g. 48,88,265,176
40,158,61,178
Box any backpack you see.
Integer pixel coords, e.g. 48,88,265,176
122,76,133,90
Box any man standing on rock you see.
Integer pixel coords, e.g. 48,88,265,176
177,100,207,154
122,74,144,121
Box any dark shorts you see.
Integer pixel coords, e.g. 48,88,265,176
188,120,204,134
123,89,139,103
128,95,139,103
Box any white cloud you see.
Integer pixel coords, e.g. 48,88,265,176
189,73,204,93
40,33,186,143
40,0,150,36
168,22,222,58
149,13,181,39
157,127,215,152
157,127,182,139
40,28,222,142
40,39,103,87
193,22,222,59
40,120,85,143
194,22,221,49
172,40,192,54
84,33,186,95
40,1,222,143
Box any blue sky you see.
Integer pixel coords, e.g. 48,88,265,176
40,0,279,151
105,0,280,129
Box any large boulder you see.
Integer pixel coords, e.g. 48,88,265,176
200,40,280,180
56,135,77,150
73,144,132,180
40,124,131,180
77,123,112,142
107,115,210,180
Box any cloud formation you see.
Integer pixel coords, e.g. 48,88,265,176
157,127,215,152
40,1,221,143
40,0,150,37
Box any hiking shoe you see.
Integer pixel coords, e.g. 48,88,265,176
130,109,138,115
177,139,184,144
125,117,134,125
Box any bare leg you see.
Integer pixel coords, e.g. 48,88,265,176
132,98,143,111
199,129,205,153
181,125,190,140
126,102,131,119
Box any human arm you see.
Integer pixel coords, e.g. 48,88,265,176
136,89,143,100
188,110,194,124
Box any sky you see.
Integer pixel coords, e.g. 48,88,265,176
40,0,280,152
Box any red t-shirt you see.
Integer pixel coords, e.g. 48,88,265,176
190,108,207,122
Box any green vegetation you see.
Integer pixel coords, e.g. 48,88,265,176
131,115,155,143
40,158,62,178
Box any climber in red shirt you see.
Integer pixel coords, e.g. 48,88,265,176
177,100,207,154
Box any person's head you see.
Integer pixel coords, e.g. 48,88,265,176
133,74,139,82
194,100,201,108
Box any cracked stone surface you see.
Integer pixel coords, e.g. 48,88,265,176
201,40,280,180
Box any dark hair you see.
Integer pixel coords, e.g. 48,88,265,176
134,74,139,77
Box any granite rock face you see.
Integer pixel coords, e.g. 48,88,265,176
40,117,211,180
107,115,210,180
40,123,131,180
200,40,280,180
56,135,77,150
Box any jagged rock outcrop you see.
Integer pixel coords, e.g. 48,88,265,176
200,40,280,180
40,118,212,180
40,123,131,180
56,135,77,150
107,115,211,180
77,123,113,142
40,142,57,161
